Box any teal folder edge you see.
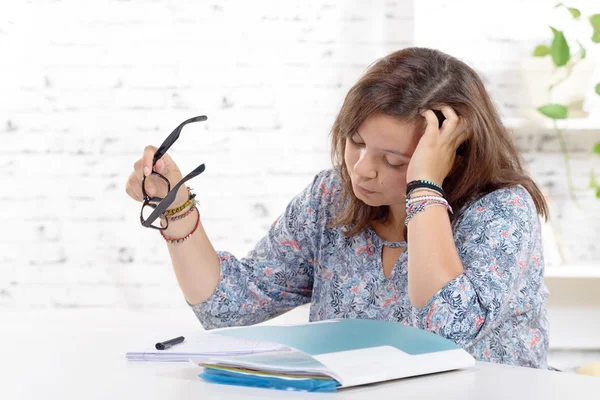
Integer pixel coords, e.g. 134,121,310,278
214,318,460,356
199,367,339,393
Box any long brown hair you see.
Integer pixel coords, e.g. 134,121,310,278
329,47,548,237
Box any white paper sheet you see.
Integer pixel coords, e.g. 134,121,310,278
126,331,290,362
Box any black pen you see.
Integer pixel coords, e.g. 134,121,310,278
155,336,185,350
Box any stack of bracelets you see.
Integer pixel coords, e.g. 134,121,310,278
159,186,201,244
405,179,453,226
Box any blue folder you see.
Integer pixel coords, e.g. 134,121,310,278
200,318,475,390
215,318,460,355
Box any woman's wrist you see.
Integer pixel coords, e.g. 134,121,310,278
166,186,194,212
160,205,200,231
159,186,197,228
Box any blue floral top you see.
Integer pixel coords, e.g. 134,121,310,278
190,169,550,369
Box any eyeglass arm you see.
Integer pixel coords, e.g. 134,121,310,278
152,116,208,166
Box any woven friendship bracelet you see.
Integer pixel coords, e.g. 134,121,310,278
405,201,427,226
169,200,198,221
164,195,196,216
160,207,200,244
163,187,196,216
406,197,453,214
405,198,453,226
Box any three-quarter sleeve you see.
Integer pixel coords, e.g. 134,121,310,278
414,185,544,351
190,170,332,330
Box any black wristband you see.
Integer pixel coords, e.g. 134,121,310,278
406,181,446,198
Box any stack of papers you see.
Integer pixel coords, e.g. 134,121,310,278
193,319,476,391
126,319,476,392
196,351,340,392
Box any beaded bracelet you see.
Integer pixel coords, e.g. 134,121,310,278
406,195,447,206
160,207,200,244
163,187,196,216
169,200,198,221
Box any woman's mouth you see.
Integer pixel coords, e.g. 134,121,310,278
354,183,376,195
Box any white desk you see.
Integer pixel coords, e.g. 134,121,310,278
2,309,599,399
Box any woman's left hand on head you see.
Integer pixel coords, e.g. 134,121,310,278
406,105,469,186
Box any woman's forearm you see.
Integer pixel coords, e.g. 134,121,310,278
407,205,464,308
161,207,221,305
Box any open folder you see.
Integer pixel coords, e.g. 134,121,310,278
194,319,476,390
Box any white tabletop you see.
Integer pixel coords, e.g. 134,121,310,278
2,308,599,399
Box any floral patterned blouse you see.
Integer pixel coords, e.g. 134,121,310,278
190,169,550,369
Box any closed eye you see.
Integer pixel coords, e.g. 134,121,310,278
350,134,406,168
384,159,406,168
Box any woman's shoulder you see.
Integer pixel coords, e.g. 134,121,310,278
452,185,544,267
300,168,345,219
309,168,344,197
455,184,538,227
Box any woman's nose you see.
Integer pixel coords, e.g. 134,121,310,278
354,151,377,179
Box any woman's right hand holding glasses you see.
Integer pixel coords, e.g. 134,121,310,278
125,145,188,208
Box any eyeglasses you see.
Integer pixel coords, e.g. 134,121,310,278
140,115,207,230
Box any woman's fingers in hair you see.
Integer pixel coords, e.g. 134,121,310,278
420,110,440,134
438,105,459,133
437,105,469,149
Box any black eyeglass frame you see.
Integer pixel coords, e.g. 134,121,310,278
140,115,207,230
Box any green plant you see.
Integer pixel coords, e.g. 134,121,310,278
532,3,600,200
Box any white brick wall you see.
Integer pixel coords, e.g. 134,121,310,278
1,0,598,310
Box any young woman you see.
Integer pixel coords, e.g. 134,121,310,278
125,47,550,369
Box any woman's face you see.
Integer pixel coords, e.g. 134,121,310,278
344,113,423,207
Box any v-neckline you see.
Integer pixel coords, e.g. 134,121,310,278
367,224,407,248
367,225,407,280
